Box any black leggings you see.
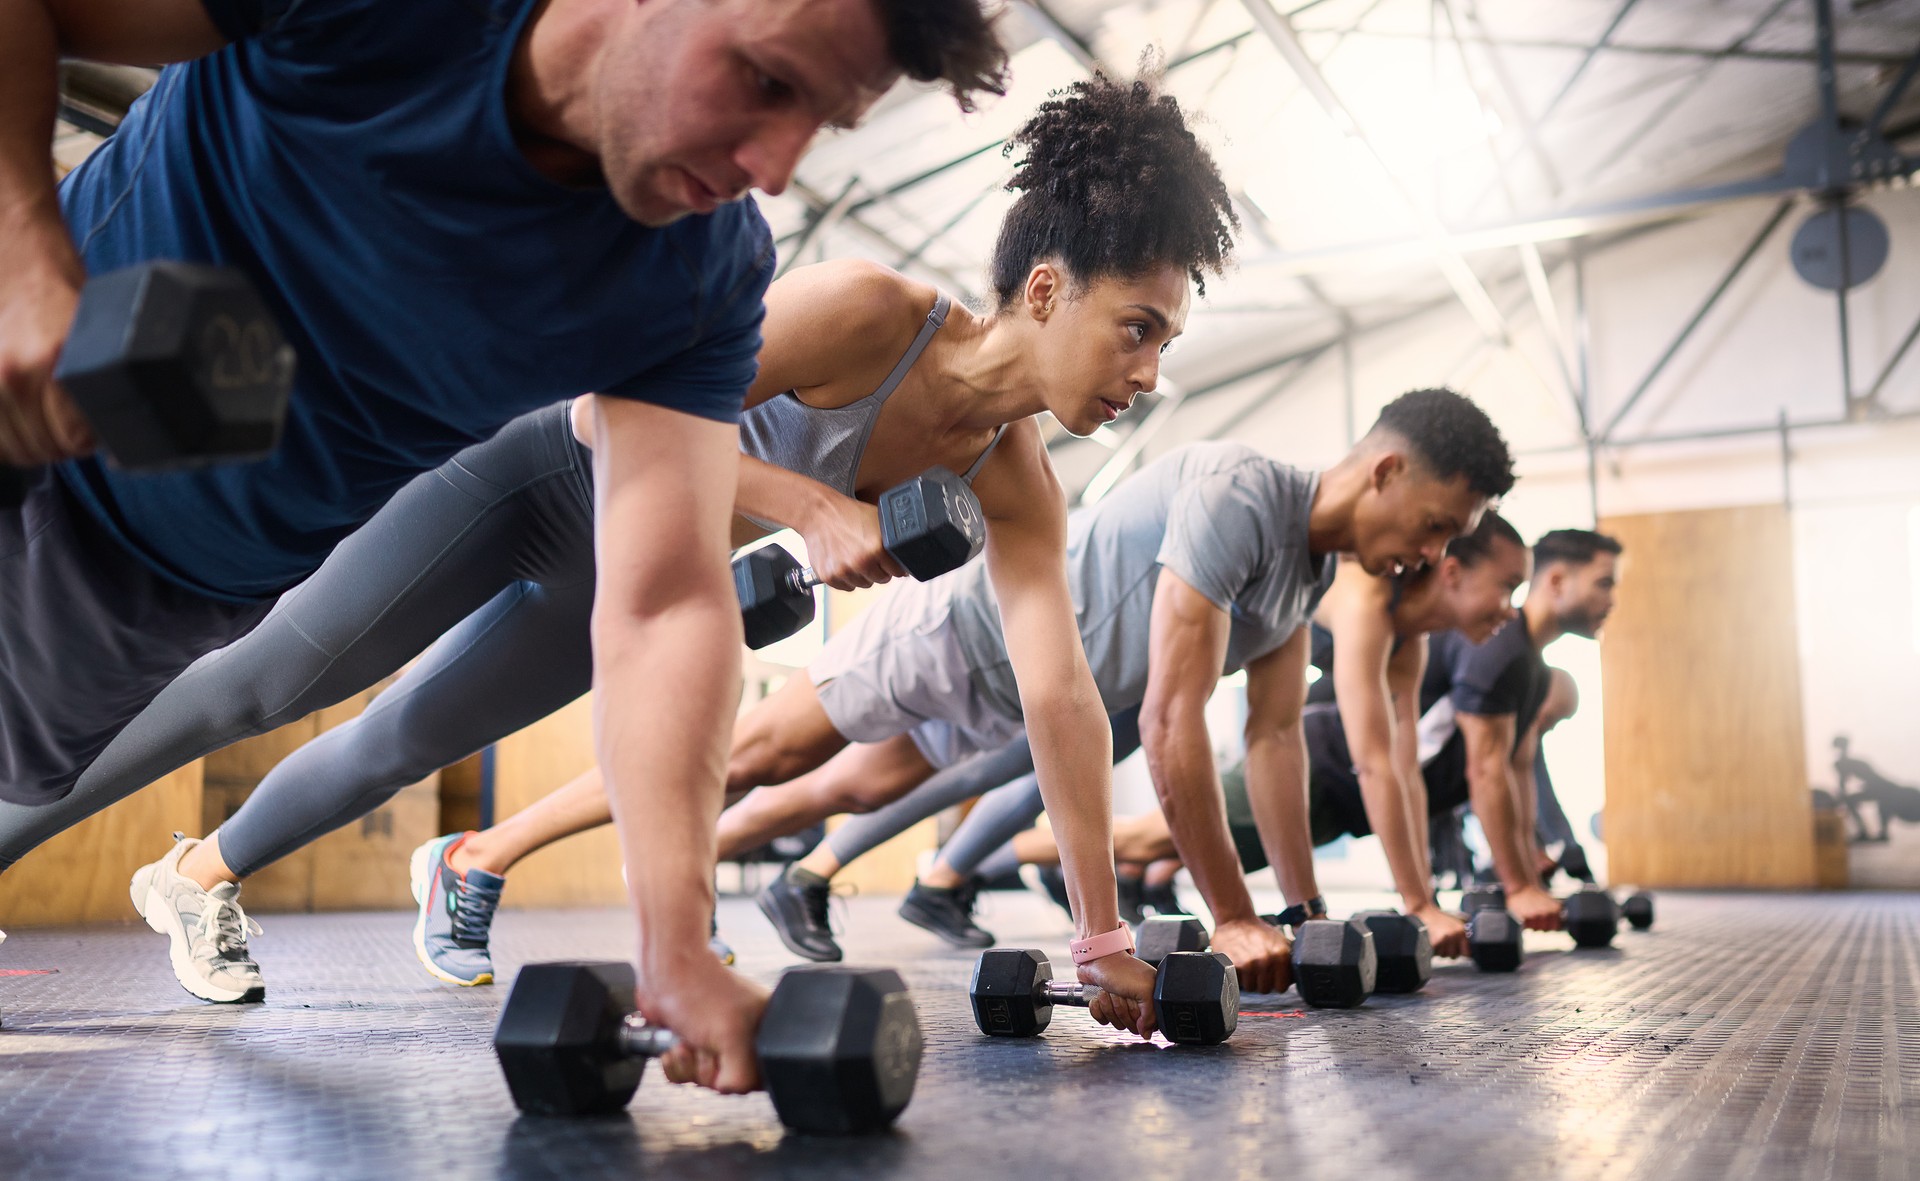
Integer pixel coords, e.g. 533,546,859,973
0,403,598,875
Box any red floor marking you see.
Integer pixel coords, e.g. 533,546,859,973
0,969,57,976
1237,1009,1307,1019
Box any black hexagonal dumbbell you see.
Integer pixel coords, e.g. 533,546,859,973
970,947,1239,1046
1134,914,1209,966
732,467,987,649
1621,890,1656,930
1351,910,1433,994
494,960,923,1135
1562,885,1620,949
1287,918,1377,1009
1461,884,1506,915
1,261,295,508
1467,908,1525,972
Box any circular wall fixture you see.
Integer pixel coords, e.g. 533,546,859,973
1791,204,1890,291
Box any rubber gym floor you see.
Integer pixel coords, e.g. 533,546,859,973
1,889,1915,1181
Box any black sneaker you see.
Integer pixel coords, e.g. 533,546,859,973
755,867,842,962
1140,879,1190,918
897,879,995,949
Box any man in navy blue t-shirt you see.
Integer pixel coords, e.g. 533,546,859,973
1418,527,1621,931
0,0,1004,1093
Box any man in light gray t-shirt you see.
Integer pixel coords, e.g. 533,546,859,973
728,389,1516,987
806,441,1325,767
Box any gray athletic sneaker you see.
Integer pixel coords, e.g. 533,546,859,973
408,832,503,986
130,833,265,1004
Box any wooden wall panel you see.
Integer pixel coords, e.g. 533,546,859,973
492,695,624,909
1599,503,1815,887
0,764,204,927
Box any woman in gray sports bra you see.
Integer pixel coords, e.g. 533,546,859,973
3,76,1239,1019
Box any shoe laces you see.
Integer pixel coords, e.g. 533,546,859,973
952,877,985,922
799,878,859,938
450,878,501,947
193,895,262,964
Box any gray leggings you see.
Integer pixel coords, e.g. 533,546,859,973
822,707,1143,879
0,403,598,875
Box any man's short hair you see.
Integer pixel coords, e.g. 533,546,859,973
1369,388,1516,499
1533,528,1623,570
1446,510,1524,567
872,0,1009,112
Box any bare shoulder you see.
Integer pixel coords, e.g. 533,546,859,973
973,419,1064,523
771,260,934,349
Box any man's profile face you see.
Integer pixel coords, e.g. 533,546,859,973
1353,458,1484,578
594,0,900,225
1553,551,1619,638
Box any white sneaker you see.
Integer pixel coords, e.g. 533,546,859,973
130,833,265,1004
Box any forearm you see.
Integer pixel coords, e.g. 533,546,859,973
1466,758,1534,892
1398,754,1436,902
1022,689,1120,940
1515,760,1544,866
1142,707,1258,924
0,5,77,283
733,456,833,533
1241,730,1316,906
1351,756,1432,913
594,595,741,980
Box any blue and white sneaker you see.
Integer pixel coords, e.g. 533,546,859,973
408,833,504,986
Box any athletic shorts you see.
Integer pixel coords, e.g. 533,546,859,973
809,586,1023,769
0,470,266,804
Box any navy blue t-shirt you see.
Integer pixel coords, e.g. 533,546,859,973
1421,624,1549,749
55,0,773,600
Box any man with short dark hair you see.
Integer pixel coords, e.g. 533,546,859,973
1422,528,1622,930
0,0,1003,1093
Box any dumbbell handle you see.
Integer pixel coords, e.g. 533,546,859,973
616,1016,681,1059
784,565,826,595
1034,981,1103,1009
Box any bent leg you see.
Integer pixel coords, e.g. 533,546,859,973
0,407,591,871
802,730,1039,880
216,577,595,880
456,764,614,878
716,735,935,860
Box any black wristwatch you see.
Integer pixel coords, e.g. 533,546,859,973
1272,895,1329,928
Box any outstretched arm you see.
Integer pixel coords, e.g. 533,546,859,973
1242,628,1316,905
977,426,1155,1036
1322,574,1431,919
588,394,765,1094
1459,710,1560,931
1139,569,1294,993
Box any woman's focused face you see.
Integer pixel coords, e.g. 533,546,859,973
1027,264,1190,436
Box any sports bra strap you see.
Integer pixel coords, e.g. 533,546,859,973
869,293,950,406
962,423,1010,482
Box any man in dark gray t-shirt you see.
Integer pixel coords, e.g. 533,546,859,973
721,389,1517,991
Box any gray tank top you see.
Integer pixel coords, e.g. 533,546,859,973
737,293,1007,532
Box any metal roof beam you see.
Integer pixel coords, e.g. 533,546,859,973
1595,197,1796,444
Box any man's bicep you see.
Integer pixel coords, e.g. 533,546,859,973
1245,626,1308,734
590,398,741,608
1143,568,1232,718
48,0,229,62
1456,711,1517,767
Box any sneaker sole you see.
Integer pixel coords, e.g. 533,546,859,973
130,863,265,1005
408,841,493,988
897,902,995,950
754,890,842,963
